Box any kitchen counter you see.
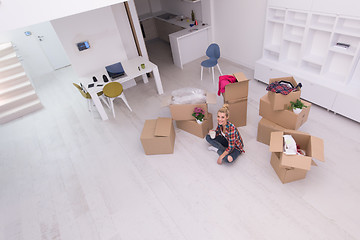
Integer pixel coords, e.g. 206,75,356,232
139,12,211,69
140,11,210,39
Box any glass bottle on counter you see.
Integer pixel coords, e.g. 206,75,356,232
191,10,195,21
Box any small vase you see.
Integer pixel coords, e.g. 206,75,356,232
293,108,302,114
196,119,203,124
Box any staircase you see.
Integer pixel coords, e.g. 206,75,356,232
0,42,42,124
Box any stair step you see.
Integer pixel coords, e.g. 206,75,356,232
0,52,18,67
0,72,27,88
0,42,14,57
0,62,24,79
0,99,42,124
0,81,33,100
0,90,38,112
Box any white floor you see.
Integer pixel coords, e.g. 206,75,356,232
1,40,360,240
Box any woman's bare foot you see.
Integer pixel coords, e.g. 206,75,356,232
228,156,233,163
217,157,222,165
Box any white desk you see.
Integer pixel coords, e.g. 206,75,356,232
82,56,164,120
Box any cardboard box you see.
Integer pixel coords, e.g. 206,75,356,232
257,118,285,145
226,98,247,127
163,92,217,121
222,72,249,102
269,130,325,171
267,76,301,111
270,152,308,184
140,118,175,155
176,113,213,138
259,94,311,130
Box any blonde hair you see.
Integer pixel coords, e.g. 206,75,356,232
218,104,230,118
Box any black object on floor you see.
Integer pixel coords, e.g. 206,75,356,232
93,76,98,82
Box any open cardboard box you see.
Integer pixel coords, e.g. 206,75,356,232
270,152,308,184
162,92,217,121
222,72,249,102
269,130,325,171
259,94,311,130
140,118,175,155
176,113,213,138
257,118,285,145
267,76,301,111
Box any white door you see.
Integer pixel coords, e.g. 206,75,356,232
31,21,70,70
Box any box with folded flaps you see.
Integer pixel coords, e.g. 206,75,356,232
162,92,217,121
222,72,249,102
140,118,175,155
259,94,311,130
269,130,324,171
267,76,301,111
176,113,213,138
257,118,285,145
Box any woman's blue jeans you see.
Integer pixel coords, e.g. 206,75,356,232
206,134,241,162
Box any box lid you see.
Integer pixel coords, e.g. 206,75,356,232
154,118,172,137
233,72,249,83
309,136,325,162
269,131,284,152
269,76,297,86
161,95,172,107
206,92,217,104
141,119,157,139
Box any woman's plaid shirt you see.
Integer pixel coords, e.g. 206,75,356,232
216,121,245,153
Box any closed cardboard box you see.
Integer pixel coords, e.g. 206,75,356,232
267,76,301,111
176,113,213,138
163,92,217,121
140,118,175,155
257,118,285,145
270,152,308,184
226,98,247,127
259,94,311,130
222,72,249,102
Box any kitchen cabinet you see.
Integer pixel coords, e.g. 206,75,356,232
141,18,158,41
155,18,184,42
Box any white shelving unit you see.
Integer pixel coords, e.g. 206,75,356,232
255,5,360,122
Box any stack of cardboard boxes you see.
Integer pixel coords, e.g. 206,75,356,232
140,92,217,155
222,72,249,127
172,92,216,139
257,76,325,184
257,76,311,145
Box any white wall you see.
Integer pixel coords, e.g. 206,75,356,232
213,0,267,70
111,4,139,59
160,0,202,21
133,0,162,17
51,6,128,77
0,23,55,79
0,0,126,33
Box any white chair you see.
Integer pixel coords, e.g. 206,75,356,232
103,82,132,118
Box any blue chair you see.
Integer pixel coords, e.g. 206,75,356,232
200,43,223,84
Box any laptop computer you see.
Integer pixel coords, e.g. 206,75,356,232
105,62,125,79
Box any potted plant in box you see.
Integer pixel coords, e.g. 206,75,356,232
289,99,307,114
192,107,205,124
